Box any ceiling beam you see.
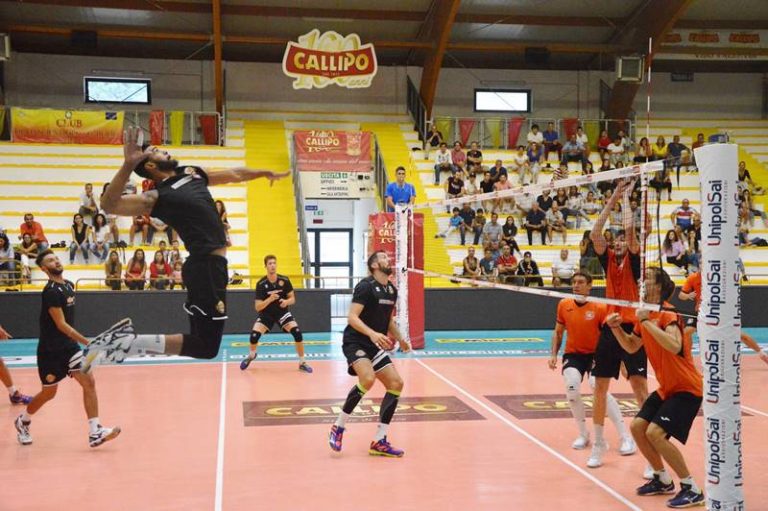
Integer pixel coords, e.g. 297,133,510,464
448,41,631,54
418,0,462,119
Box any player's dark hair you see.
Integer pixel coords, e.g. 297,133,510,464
649,266,675,302
572,271,593,284
35,249,54,267
264,254,277,266
133,143,152,178
367,251,385,273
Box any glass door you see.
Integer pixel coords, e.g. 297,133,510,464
307,229,353,289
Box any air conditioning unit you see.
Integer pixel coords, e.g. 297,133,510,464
616,55,644,82
0,34,10,61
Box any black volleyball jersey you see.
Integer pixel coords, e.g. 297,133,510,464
255,274,294,317
343,276,397,343
39,280,77,351
150,166,227,256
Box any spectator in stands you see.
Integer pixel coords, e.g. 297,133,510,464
617,129,632,156
130,215,150,246
0,232,18,285
466,141,483,174
606,136,625,167
69,213,91,265
524,202,547,246
19,213,49,252
508,148,528,182
100,183,121,246
565,187,591,228
147,217,173,245
608,202,623,237
527,123,543,147
472,208,487,244
479,248,498,282
479,171,495,212
496,244,519,284
579,230,603,278
597,129,611,160
652,135,668,162
575,126,590,160
493,173,514,213
582,191,600,215
104,250,122,291
425,124,443,158
517,251,543,287
629,199,642,227
543,122,562,161
462,246,481,281
738,161,765,196
488,240,502,260
436,207,463,239
524,142,543,184
501,216,522,256
603,228,615,249
581,160,599,197
488,159,508,183
515,192,534,224
464,172,479,208
552,248,576,285
124,249,147,290
633,137,652,163
458,203,478,246
170,260,184,290
561,134,586,170
214,200,230,246
649,166,673,201
444,168,465,213
18,233,38,284
434,142,454,185
90,213,110,262
546,202,568,244
685,230,700,272
78,183,99,225
451,141,466,172
671,198,698,232
168,239,183,266
149,250,172,290
482,212,503,249
667,135,689,181
692,132,705,152
663,229,689,274
536,190,553,212
385,166,416,212
741,189,768,228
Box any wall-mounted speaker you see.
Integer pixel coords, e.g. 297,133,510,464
616,55,644,82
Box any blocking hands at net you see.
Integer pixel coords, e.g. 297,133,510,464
83,126,289,367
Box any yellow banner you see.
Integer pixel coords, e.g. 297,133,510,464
11,108,124,144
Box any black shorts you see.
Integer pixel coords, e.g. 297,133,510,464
37,343,83,386
256,311,296,331
342,337,393,377
592,323,648,379
636,390,702,444
182,254,228,320
562,352,594,377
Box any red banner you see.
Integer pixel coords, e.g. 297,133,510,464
507,118,525,147
199,114,218,145
458,119,476,146
294,130,371,172
149,110,164,145
562,118,580,140
283,43,376,79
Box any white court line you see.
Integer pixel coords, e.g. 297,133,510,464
413,358,642,511
214,350,228,511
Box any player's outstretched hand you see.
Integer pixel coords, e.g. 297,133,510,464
123,126,147,164
605,312,622,329
266,171,291,186
547,356,557,370
0,324,11,340
370,332,393,351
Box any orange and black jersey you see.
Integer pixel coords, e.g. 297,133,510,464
556,298,607,354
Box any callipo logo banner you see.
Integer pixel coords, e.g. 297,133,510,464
11,107,124,144
694,143,744,509
282,29,378,89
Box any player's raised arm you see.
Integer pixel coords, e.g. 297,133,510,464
590,182,624,255
101,127,158,216
206,167,290,186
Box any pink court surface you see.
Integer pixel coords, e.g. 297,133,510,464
3,353,767,510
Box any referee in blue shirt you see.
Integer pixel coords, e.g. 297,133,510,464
385,166,416,212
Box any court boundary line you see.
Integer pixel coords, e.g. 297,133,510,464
413,358,643,511
214,349,228,511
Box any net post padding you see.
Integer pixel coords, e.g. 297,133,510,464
394,206,425,349
695,143,744,509
394,204,410,348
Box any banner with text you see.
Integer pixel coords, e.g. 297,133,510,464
295,130,374,199
11,108,124,144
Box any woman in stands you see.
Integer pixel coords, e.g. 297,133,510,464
124,249,147,290
149,250,172,290
663,230,688,274
634,137,652,164
741,189,768,228
597,130,611,160
501,216,521,256
104,250,123,291
91,214,110,262
215,200,231,247
652,136,668,161
516,251,544,287
69,213,91,265
0,232,18,285
18,233,38,284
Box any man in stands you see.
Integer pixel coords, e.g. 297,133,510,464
551,249,576,285
495,244,518,284
524,202,547,246
19,213,49,251
78,183,99,225
670,199,698,232
466,141,483,174
561,134,586,170
543,122,562,161
526,123,543,147
546,202,568,244
482,212,503,250
433,142,453,185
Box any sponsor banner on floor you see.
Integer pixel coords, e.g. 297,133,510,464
242,396,484,426
435,337,545,344
11,107,124,144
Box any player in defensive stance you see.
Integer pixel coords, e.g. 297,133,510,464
329,251,410,457
549,271,635,451
0,325,33,405
14,250,120,447
607,267,704,508
240,254,312,373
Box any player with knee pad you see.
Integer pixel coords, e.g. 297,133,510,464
240,255,312,373
549,271,635,452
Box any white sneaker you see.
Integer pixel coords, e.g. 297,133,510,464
82,318,136,371
619,435,637,456
643,464,655,480
571,434,590,450
14,415,32,445
586,440,608,468
89,425,121,448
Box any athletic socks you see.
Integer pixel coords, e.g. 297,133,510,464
20,411,31,423
655,469,673,485
606,393,628,437
680,476,700,493
88,417,100,434
338,383,368,420
7,385,17,396
335,412,351,429
379,390,400,425
594,424,605,444
131,334,166,356
374,423,389,441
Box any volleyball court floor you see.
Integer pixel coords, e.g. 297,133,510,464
2,328,767,511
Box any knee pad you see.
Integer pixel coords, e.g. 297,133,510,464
250,330,262,346
563,367,583,401
289,326,303,343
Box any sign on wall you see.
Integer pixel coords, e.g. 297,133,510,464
294,129,374,199
658,30,768,61
282,29,377,89
11,108,124,144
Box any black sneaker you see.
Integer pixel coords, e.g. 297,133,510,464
666,484,704,508
637,475,675,496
